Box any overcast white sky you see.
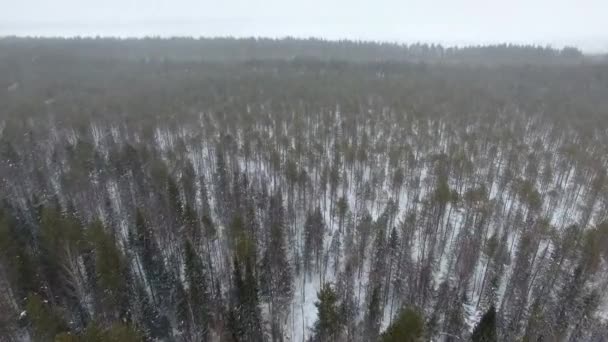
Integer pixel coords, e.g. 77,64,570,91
1,0,607,52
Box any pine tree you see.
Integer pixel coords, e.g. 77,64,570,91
381,308,424,342
88,219,129,322
183,240,211,340
25,293,67,341
336,262,359,340
230,214,256,263
336,196,349,233
384,226,399,307
130,209,171,306
104,323,144,341
471,306,497,342
55,321,144,341
242,259,264,341
244,203,260,267
167,174,184,220
443,292,465,341
367,210,389,312
174,279,193,338
182,204,201,246
200,175,212,220
228,257,246,340
0,207,40,305
303,207,325,275
181,159,197,209
260,191,293,341
214,146,231,225
312,283,342,342
355,212,373,276
363,285,382,341
137,282,170,339
38,204,64,303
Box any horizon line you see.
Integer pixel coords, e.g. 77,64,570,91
2,34,606,55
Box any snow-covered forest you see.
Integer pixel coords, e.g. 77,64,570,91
1,38,608,341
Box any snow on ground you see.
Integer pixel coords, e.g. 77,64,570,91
137,123,600,339
463,301,482,333
291,274,322,342
598,299,608,323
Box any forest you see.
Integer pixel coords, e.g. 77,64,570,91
0,37,608,341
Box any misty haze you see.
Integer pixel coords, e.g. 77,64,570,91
1,1,608,342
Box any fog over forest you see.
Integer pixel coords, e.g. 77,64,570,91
0,37,608,341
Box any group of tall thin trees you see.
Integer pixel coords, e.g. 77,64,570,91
0,38,607,341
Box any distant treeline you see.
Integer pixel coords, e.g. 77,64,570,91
1,40,607,137
0,36,592,64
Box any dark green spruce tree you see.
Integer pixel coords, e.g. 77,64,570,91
183,240,211,341
471,306,497,342
381,308,424,342
311,283,342,342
